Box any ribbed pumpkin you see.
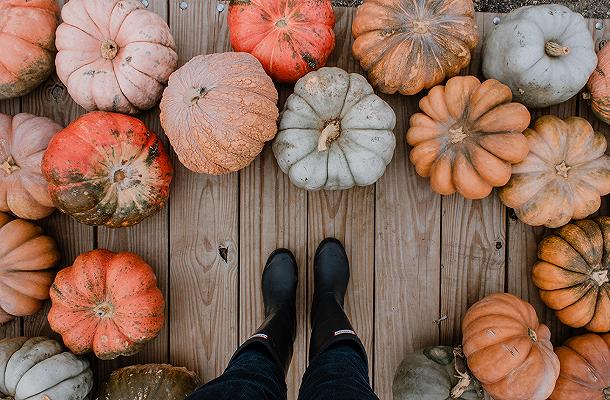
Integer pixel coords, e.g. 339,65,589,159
0,212,59,324
500,116,610,228
228,0,335,83
462,293,560,400
0,0,60,99
351,0,479,95
407,76,530,199
532,217,610,332
586,43,610,125
41,111,173,228
55,0,178,114
160,52,279,174
48,249,165,360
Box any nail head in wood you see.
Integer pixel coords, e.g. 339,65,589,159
217,3,225,12
179,1,188,10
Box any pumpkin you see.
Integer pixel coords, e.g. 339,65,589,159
0,336,93,400
532,217,610,332
273,67,396,190
462,293,560,400
500,116,610,228
41,111,172,228
0,0,60,99
586,43,610,126
95,364,200,400
0,212,59,324
55,0,178,114
227,0,335,83
483,4,597,108
160,52,279,174
48,249,165,360
351,0,479,95
549,333,610,400
0,113,62,220
393,346,484,400
406,76,530,199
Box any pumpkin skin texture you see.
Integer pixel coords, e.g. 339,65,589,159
95,364,200,400
0,336,93,400
483,4,597,108
48,249,165,360
0,113,62,220
0,212,59,324
273,67,396,191
55,0,178,115
500,116,610,228
532,218,610,332
407,76,530,199
227,0,335,83
41,111,173,228
0,1,60,100
462,293,560,400
587,44,610,126
160,52,279,174
351,0,479,95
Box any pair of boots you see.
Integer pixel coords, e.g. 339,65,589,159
232,238,366,374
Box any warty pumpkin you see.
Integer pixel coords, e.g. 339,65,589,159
41,111,173,228
160,52,279,174
586,43,610,126
462,293,560,400
407,76,530,199
0,212,59,324
228,0,335,83
532,217,610,332
55,0,178,114
0,0,60,99
351,0,479,95
48,249,165,360
500,116,610,228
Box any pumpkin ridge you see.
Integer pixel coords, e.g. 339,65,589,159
558,346,607,390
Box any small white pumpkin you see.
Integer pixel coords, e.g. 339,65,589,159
273,67,396,190
482,4,597,108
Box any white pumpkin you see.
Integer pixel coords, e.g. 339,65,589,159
0,337,92,400
273,67,396,191
482,4,597,108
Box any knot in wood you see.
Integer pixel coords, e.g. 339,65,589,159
555,161,571,178
0,155,19,175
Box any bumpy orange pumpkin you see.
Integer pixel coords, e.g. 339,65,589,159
462,293,560,400
407,76,530,199
587,43,610,125
160,52,279,174
352,0,479,95
0,0,60,99
48,249,165,360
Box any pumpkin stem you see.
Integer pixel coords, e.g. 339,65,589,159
591,269,610,286
101,39,119,60
184,87,208,106
275,19,288,28
0,155,19,175
583,92,592,100
318,120,341,152
93,301,114,319
114,169,127,183
412,20,430,34
448,126,467,144
545,41,570,57
528,327,538,342
450,346,472,399
555,161,572,178
603,386,610,399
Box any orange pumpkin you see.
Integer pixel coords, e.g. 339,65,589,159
48,249,165,360
160,52,279,174
0,0,60,99
0,212,59,324
549,333,610,400
407,76,530,199
587,43,610,125
351,0,479,95
462,293,560,400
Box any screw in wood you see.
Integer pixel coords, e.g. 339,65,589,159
141,0,149,7
217,3,225,12
492,16,500,25
179,1,188,10
596,22,604,30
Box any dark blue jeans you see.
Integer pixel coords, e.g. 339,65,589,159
187,343,379,400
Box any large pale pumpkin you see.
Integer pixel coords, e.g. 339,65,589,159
532,218,610,332
41,111,173,228
586,43,610,126
0,0,60,99
0,212,59,324
228,0,335,83
500,116,610,228
160,52,279,174
462,293,560,400
407,76,530,199
483,4,597,108
48,249,165,360
273,67,396,191
55,0,178,114
351,0,479,95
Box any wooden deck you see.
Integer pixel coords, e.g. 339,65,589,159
1,2,610,399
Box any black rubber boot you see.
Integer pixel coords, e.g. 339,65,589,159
309,238,367,362
230,249,298,375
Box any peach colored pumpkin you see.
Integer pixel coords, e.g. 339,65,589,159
55,0,178,115
586,43,610,126
0,0,60,99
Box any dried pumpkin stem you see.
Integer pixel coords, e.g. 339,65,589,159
545,41,570,57
318,120,341,152
591,269,609,286
101,39,119,60
93,301,114,318
555,161,572,178
184,87,208,105
0,155,19,174
603,386,610,400
528,327,538,342
450,346,472,399
449,126,467,144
